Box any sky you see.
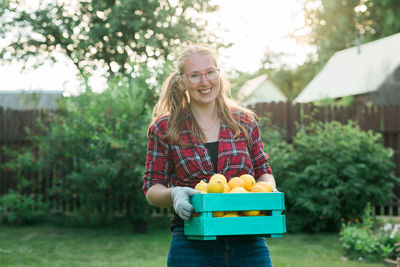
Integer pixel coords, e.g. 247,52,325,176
0,0,315,95
206,0,314,73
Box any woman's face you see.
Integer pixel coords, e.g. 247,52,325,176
181,53,221,107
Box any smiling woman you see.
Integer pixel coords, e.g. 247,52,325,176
142,43,277,267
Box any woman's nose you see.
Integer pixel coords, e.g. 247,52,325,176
200,74,211,85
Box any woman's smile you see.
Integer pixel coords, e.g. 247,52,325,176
198,88,213,95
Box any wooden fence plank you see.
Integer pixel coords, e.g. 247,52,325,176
285,101,293,141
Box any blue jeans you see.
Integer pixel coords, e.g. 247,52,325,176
167,227,273,267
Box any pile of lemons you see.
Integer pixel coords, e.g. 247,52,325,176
193,174,273,217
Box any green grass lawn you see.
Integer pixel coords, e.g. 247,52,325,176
268,234,385,267
0,222,386,267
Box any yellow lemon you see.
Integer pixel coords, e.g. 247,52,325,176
240,174,256,191
228,177,245,190
223,214,239,217
223,183,230,193
242,210,261,216
224,211,239,215
256,182,273,192
229,187,248,193
213,211,225,217
194,180,208,193
207,180,225,193
209,174,227,185
249,184,268,193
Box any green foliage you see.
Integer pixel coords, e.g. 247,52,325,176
4,70,154,231
300,0,360,64
340,203,400,261
0,191,45,225
314,95,355,107
53,74,152,231
354,0,400,42
277,120,398,233
300,0,400,65
0,0,223,78
259,117,292,185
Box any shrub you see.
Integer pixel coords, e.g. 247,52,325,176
3,70,156,231
47,74,153,231
340,226,380,261
0,191,45,225
259,118,292,188
340,203,400,262
279,120,399,233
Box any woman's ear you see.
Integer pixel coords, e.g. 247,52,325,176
178,76,186,91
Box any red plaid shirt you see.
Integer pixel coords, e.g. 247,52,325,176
142,112,272,194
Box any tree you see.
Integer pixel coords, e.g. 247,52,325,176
355,0,400,42
0,0,222,79
299,0,360,64
299,0,400,64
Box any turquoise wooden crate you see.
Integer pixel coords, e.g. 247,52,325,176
184,192,286,240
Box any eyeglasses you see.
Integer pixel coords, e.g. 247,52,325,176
184,68,220,84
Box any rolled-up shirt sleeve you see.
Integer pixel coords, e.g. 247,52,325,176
249,120,272,177
142,120,173,194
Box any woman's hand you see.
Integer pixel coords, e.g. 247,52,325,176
257,173,279,192
171,187,200,220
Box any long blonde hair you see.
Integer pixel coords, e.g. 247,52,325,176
151,44,256,146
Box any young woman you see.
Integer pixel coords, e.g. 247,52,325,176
142,43,277,266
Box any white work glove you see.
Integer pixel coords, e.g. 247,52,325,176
171,187,200,220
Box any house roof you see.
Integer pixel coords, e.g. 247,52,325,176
237,74,287,105
0,90,63,110
295,32,400,103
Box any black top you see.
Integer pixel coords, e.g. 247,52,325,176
204,141,219,173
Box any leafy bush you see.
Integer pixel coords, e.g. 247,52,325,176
340,226,380,261
0,191,45,225
276,120,399,233
259,118,292,187
340,203,400,262
4,71,156,231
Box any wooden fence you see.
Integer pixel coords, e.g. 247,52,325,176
251,102,400,178
0,108,50,195
1,103,400,215
251,101,400,216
